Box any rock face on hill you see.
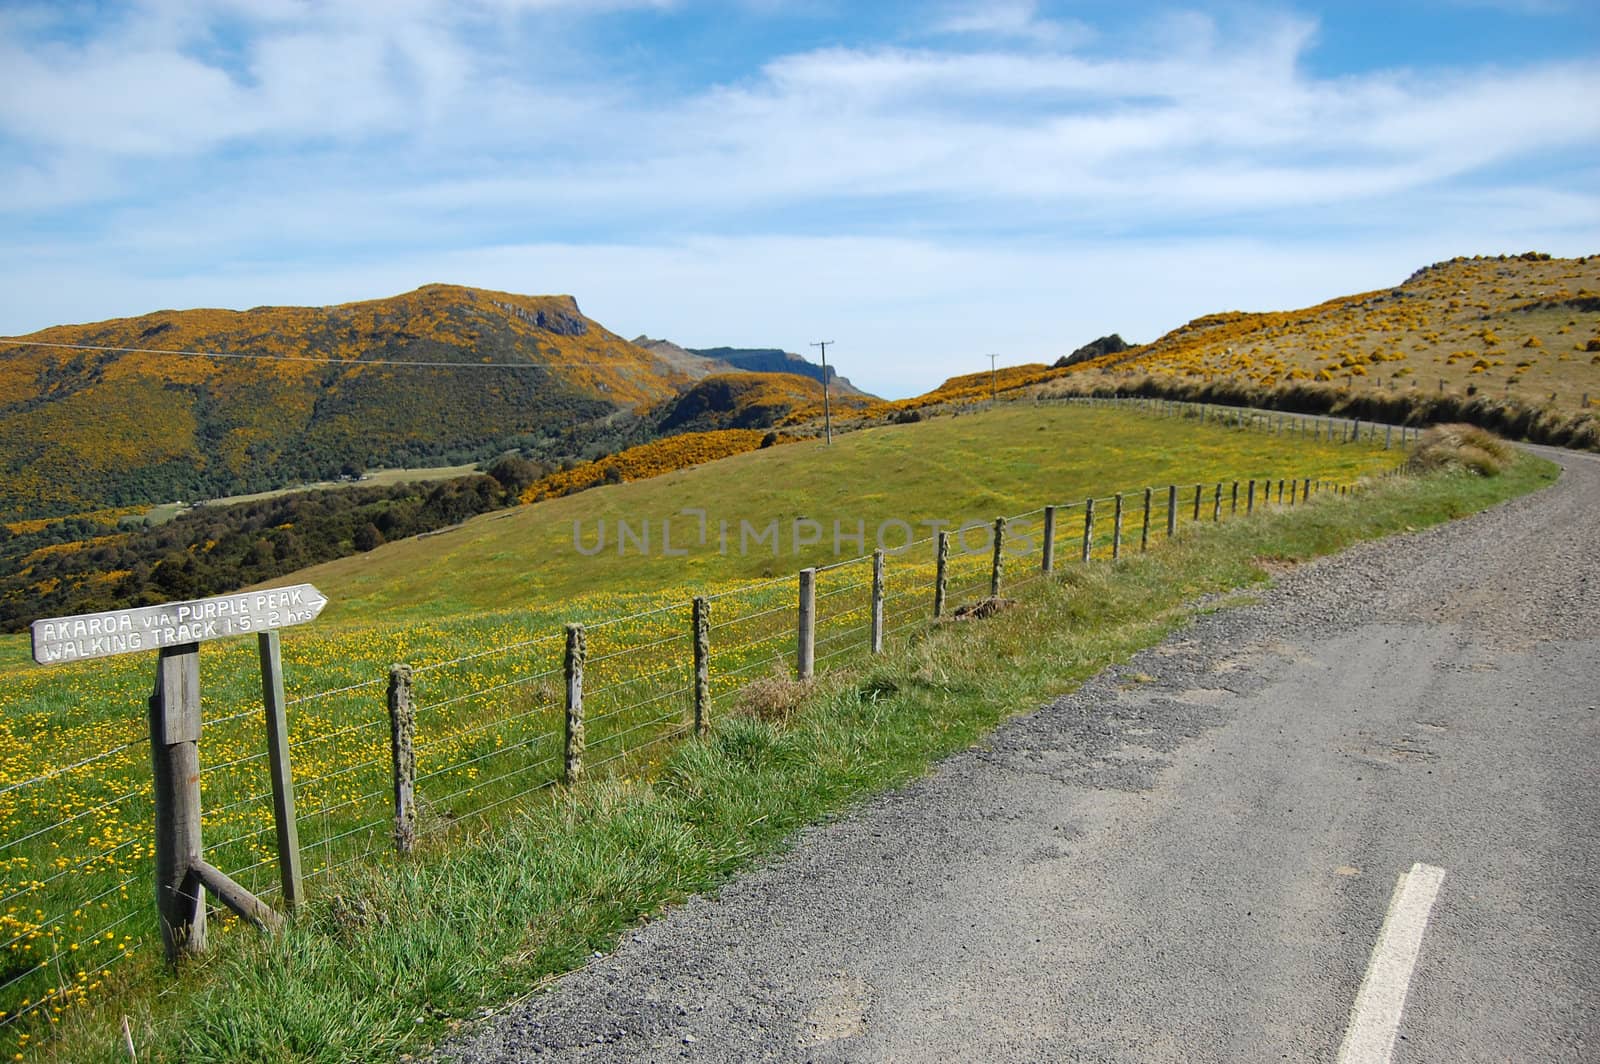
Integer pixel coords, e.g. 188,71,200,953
1054,334,1131,368
688,346,874,398
0,285,692,521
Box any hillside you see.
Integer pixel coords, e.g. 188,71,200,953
0,285,691,522
688,345,874,398
1067,253,1600,406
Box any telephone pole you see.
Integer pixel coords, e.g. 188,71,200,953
987,353,1000,406
811,341,835,445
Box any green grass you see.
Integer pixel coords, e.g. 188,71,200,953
33,446,1556,1063
0,404,1407,1058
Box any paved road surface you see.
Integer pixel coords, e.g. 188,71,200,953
444,449,1599,1063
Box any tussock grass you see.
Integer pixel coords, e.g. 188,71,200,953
44,451,1557,1063
1405,423,1515,477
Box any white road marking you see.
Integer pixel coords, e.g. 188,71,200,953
1336,862,1447,1064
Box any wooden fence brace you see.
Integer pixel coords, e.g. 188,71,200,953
692,597,710,736
1081,498,1096,563
990,517,1007,597
1112,494,1123,561
934,532,949,618
869,551,885,654
257,631,302,909
562,627,585,783
797,568,816,680
192,860,282,933
151,643,206,961
1212,483,1222,522
1166,485,1178,538
1231,481,1239,516
387,662,416,853
1042,505,1057,573
1192,484,1202,523
1141,487,1152,552
1247,479,1256,514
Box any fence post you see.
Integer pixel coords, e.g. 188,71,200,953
387,662,416,854
1289,478,1298,506
1303,477,1312,500
1231,481,1239,516
1192,484,1202,523
1167,485,1178,538
1042,505,1056,573
1112,494,1124,560
1247,479,1256,514
1385,424,1392,449
692,597,710,737
151,643,206,961
258,631,302,910
1277,479,1285,505
797,568,816,680
1141,487,1152,552
563,626,585,784
934,532,949,618
990,517,1006,597
870,550,885,654
1081,498,1096,562
1212,483,1222,522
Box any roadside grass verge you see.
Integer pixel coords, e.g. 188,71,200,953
44,453,1556,1063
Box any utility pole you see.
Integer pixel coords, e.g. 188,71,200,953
811,341,835,445
987,353,1000,406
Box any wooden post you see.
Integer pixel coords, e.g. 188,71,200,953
1230,481,1239,516
1247,479,1256,515
870,551,885,654
1081,498,1096,563
692,597,710,737
797,568,816,680
1042,506,1056,573
1289,478,1298,506
563,626,585,783
1277,478,1285,505
1166,485,1178,538
1212,483,1222,522
1192,484,1202,523
990,517,1006,597
1141,487,1152,552
1112,494,1123,560
934,532,949,618
1303,477,1312,501
387,663,416,852
257,632,302,910
151,643,206,961
1384,424,1392,449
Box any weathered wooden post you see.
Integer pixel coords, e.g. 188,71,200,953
990,517,1007,597
257,632,302,909
1081,498,1096,563
1042,505,1057,573
1278,479,1285,505
151,644,206,958
1166,485,1178,538
934,532,949,618
692,597,710,736
797,568,816,680
870,551,885,654
1230,481,1239,516
1212,483,1222,522
388,663,416,851
1141,487,1152,552
1112,494,1123,561
1247,479,1256,514
1192,484,1202,523
1303,477,1312,501
563,625,585,784
31,585,327,963
1385,424,1392,449
1289,479,1298,506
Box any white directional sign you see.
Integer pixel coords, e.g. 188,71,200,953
30,584,328,665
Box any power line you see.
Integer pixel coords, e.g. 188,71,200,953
0,338,638,369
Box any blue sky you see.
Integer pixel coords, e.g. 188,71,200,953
1,0,1596,397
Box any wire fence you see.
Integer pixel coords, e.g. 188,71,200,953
0,397,1404,1045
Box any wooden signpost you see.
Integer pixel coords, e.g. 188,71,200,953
30,585,328,963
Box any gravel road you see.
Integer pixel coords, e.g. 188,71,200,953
442,449,1599,1063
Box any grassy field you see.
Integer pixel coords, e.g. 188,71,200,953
0,403,1404,1058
